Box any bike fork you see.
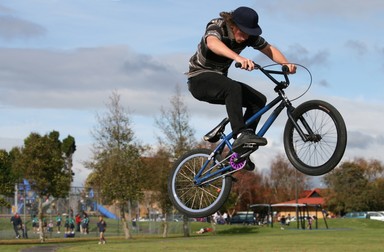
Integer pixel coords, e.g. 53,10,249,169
287,107,317,142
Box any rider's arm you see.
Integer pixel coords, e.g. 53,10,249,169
260,44,296,73
206,36,255,70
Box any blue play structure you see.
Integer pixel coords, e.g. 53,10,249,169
14,183,119,220
96,204,118,220
88,189,118,219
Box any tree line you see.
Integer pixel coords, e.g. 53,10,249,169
323,158,384,216
1,88,384,241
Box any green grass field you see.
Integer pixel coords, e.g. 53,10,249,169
1,218,383,252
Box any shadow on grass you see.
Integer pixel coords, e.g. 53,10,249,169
217,226,259,235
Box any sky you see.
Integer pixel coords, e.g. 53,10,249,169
0,0,383,187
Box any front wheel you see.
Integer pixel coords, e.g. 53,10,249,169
284,100,347,176
167,149,232,218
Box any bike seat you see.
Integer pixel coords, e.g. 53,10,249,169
203,118,230,143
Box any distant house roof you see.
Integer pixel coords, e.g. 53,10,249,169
276,188,325,206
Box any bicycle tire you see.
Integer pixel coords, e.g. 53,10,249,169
283,100,347,176
167,148,232,218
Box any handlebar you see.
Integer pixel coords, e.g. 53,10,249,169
281,65,290,73
235,62,290,89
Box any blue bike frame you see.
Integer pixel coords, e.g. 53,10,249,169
193,64,295,186
193,94,291,186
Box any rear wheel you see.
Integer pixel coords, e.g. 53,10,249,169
283,100,347,176
167,148,232,218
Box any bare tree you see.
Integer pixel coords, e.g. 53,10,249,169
154,85,197,237
155,85,196,159
86,91,144,239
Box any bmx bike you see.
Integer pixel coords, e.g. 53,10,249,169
168,63,347,218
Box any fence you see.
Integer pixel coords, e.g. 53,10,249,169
0,185,193,240
0,214,192,240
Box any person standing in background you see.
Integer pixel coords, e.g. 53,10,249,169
75,213,82,233
10,213,22,238
56,213,62,234
97,215,107,245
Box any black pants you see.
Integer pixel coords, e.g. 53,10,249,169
13,225,19,237
188,72,266,136
13,225,24,238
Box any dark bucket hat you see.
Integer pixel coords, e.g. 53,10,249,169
232,6,262,36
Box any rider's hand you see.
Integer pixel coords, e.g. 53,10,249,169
235,56,255,71
285,63,297,74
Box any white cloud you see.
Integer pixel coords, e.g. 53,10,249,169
0,15,46,40
0,46,186,114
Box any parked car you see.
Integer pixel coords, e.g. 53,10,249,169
367,212,384,221
230,212,256,225
343,212,369,219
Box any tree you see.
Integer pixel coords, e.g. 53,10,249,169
0,149,17,208
370,177,384,211
142,147,173,237
264,154,309,203
323,158,384,215
13,131,75,242
155,85,196,159
86,91,144,239
230,170,265,212
62,135,76,180
154,85,196,237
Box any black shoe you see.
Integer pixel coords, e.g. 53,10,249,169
232,129,267,153
244,158,255,171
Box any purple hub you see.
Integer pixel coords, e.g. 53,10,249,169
229,153,246,170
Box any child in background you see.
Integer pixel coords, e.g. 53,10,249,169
64,215,70,234
32,215,38,233
47,220,54,233
97,215,107,245
56,214,62,234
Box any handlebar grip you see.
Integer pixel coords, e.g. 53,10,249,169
282,65,289,73
235,62,261,70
